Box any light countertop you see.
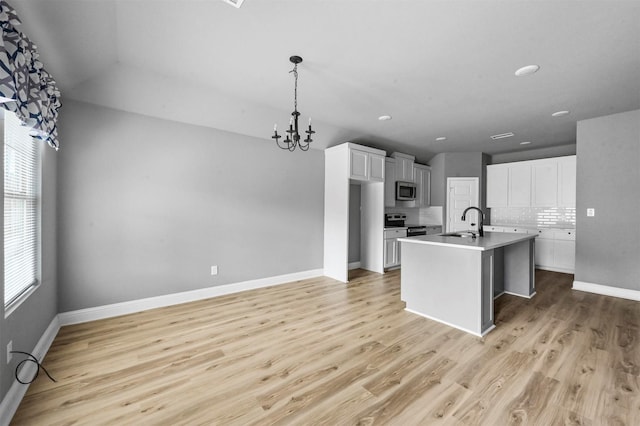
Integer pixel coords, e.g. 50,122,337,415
398,231,536,251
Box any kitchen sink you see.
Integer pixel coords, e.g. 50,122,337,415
440,231,478,238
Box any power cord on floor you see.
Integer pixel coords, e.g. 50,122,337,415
10,351,57,384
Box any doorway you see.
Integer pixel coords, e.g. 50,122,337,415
446,177,480,232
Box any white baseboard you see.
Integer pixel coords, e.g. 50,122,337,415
0,316,60,426
572,280,640,302
405,308,485,337
503,290,536,299
537,265,575,274
348,261,361,270
58,268,324,326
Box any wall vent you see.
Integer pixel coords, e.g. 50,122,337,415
222,0,244,8
490,132,515,140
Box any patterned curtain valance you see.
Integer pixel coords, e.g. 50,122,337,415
0,0,61,150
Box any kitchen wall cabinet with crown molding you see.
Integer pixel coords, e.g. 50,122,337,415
414,164,431,207
391,152,415,182
350,147,385,182
486,156,576,208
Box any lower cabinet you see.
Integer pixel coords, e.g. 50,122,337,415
532,229,575,273
383,238,401,268
383,228,405,268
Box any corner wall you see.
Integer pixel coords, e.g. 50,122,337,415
575,109,640,291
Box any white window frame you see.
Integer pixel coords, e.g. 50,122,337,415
3,110,41,312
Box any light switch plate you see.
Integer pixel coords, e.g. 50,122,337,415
587,208,595,217
211,265,218,275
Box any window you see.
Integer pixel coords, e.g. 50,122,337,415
4,110,40,308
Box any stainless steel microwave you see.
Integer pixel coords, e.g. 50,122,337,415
396,181,417,201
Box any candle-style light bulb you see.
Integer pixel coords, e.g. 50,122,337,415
289,117,293,126
308,117,312,126
274,124,277,131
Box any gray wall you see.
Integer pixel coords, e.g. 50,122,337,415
57,101,325,312
348,184,361,263
428,153,445,206
0,136,58,405
575,109,640,291
490,143,576,164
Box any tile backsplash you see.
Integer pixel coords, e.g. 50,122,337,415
490,207,576,228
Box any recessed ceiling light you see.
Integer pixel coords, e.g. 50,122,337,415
551,110,570,117
490,132,515,140
520,141,531,145
221,0,244,8
378,115,392,121
435,136,447,141
515,65,540,77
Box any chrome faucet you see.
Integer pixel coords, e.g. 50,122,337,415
461,207,485,237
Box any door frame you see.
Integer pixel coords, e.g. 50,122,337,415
446,177,480,232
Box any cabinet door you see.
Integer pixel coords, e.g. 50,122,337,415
487,166,508,207
535,238,555,268
383,238,397,268
414,166,431,207
532,161,558,207
395,158,414,182
558,156,576,207
350,149,369,181
554,240,575,270
384,158,396,207
369,154,385,182
508,164,532,207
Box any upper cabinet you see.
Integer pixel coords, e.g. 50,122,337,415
414,164,431,207
532,162,558,207
391,152,415,182
486,166,509,207
486,156,576,208
349,146,385,182
508,163,532,207
558,156,576,207
384,158,396,207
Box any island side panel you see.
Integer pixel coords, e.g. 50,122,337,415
503,238,536,297
481,250,495,334
401,242,484,335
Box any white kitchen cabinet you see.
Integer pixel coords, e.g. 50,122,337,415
508,164,532,207
349,148,385,182
414,164,431,207
383,228,405,268
533,228,575,273
558,156,577,207
486,166,508,207
487,155,576,208
384,158,396,207
391,152,415,182
485,225,505,232
532,162,558,206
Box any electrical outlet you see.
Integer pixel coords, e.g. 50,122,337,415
587,208,595,217
211,265,218,276
7,341,12,363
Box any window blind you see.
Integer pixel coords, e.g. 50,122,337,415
4,110,39,307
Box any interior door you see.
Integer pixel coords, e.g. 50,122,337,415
447,178,480,232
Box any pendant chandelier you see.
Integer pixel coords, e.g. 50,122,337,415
272,55,315,151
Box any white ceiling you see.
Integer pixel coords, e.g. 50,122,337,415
14,0,640,160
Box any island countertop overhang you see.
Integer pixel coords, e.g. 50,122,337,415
398,232,537,251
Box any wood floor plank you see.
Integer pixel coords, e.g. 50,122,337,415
10,269,640,425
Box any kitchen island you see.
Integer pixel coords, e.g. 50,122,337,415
398,232,536,336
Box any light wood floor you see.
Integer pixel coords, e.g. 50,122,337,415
11,269,640,425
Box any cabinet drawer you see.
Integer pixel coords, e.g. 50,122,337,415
507,227,529,234
486,226,505,232
384,229,407,239
533,229,555,239
554,229,576,241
